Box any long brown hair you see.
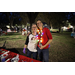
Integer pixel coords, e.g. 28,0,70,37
36,23,41,33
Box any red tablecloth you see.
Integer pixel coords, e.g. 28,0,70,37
0,48,40,62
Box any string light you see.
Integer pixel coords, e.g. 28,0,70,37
37,29,39,33
41,35,42,36
36,29,44,43
41,30,42,32
40,40,42,43
36,35,38,36
36,39,39,43
36,35,38,38
42,33,43,35
39,32,40,34
38,30,39,32
41,38,43,43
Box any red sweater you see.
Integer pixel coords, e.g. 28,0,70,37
37,27,52,49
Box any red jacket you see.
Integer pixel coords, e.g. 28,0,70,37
37,27,52,49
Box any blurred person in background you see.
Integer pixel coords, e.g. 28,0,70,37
0,28,2,36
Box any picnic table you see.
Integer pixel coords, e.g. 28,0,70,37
0,48,40,62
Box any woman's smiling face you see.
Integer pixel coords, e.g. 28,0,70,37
32,24,37,33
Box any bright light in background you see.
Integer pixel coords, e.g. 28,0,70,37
68,25,74,28
70,25,73,28
6,25,10,28
64,26,67,29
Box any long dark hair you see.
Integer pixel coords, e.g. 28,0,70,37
36,24,41,34
36,18,43,32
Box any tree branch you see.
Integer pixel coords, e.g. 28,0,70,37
34,12,39,19
6,12,10,22
26,12,30,18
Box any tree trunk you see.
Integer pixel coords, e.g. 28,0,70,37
30,16,35,31
49,21,52,29
21,25,22,33
30,21,35,32
10,20,13,28
59,26,61,33
29,13,35,31
26,12,39,32
49,20,50,28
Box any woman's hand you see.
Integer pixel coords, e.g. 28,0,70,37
23,48,26,54
40,45,45,50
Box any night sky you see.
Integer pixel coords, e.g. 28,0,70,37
0,12,74,19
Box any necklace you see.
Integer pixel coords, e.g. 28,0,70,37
36,27,50,48
36,29,44,44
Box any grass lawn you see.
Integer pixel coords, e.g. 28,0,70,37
0,32,75,62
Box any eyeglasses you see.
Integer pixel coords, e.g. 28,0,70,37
32,27,37,28
37,22,42,25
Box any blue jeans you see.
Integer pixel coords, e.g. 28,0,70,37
37,47,49,62
27,49,37,60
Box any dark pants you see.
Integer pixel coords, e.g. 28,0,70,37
27,49,37,60
37,47,49,62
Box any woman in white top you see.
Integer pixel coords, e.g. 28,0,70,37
23,23,38,60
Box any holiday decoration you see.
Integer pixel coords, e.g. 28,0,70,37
36,29,44,44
